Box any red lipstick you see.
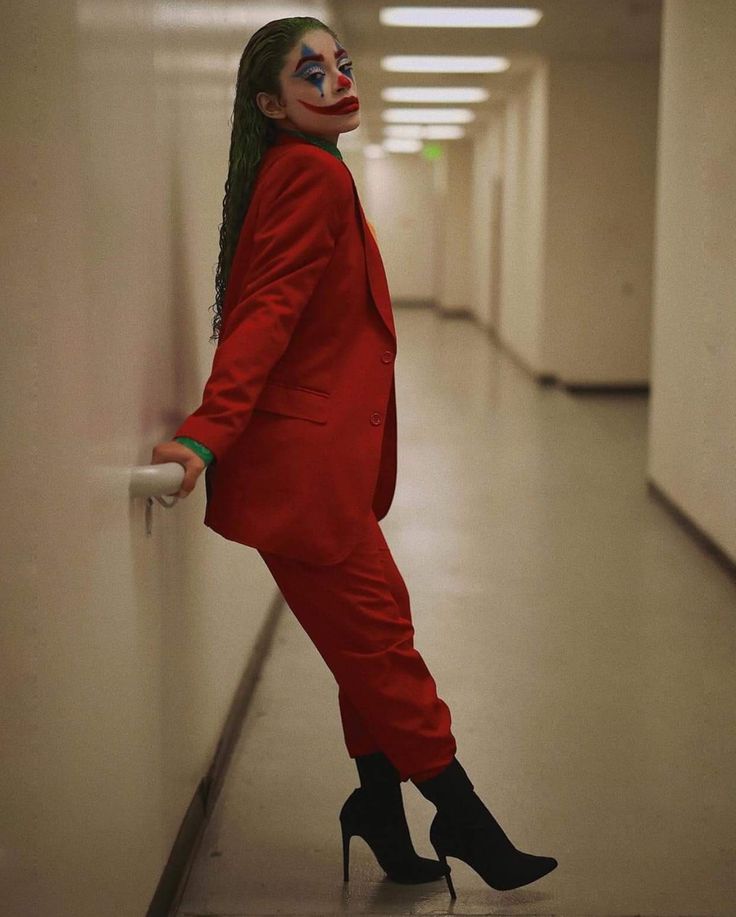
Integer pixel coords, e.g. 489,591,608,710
299,96,360,115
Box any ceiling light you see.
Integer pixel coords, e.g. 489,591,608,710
382,87,489,103
384,124,466,140
417,125,466,139
152,2,327,30
384,124,424,138
383,138,424,153
380,7,542,28
153,50,240,73
382,55,509,73
383,108,475,123
78,2,328,30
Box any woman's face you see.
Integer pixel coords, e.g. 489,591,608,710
257,29,360,143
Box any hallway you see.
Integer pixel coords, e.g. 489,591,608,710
174,308,736,917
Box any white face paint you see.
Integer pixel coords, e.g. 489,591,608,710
257,29,360,144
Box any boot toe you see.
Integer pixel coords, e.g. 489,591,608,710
491,851,558,890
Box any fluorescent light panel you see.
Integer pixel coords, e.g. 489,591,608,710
383,138,424,153
384,124,466,139
384,124,423,138
380,7,542,28
153,3,327,29
153,50,240,73
383,107,475,123
419,124,466,139
382,87,489,102
382,55,509,73
78,2,328,30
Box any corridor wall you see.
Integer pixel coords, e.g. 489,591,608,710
2,3,282,914
647,0,736,562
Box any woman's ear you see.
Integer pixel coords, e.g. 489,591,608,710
255,90,285,120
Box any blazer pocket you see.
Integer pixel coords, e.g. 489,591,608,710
254,380,329,424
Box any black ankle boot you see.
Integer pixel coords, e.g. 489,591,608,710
339,751,449,885
414,756,558,898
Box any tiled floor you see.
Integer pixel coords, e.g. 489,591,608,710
176,309,736,916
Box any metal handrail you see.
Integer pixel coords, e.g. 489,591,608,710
130,462,185,507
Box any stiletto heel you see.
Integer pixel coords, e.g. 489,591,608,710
336,751,450,885
436,850,456,899
338,786,448,884
416,757,558,896
341,821,351,882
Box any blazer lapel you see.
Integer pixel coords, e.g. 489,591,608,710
347,178,397,341
269,130,397,342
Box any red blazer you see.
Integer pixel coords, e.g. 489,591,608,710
173,129,398,564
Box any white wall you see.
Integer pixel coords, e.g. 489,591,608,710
498,62,551,373
436,139,475,313
341,144,366,199
1,3,280,914
543,58,660,384
358,150,437,303
647,0,736,561
470,112,505,330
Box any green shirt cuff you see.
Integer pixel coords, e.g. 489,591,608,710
174,436,215,465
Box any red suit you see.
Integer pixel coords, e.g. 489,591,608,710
174,128,398,565
173,128,456,781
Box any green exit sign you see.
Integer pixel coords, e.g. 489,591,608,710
421,142,443,161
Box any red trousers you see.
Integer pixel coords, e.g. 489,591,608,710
258,511,457,783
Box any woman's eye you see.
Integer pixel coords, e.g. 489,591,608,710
302,62,353,82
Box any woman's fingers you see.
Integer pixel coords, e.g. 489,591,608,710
150,441,206,498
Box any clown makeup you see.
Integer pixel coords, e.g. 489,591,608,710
257,29,360,144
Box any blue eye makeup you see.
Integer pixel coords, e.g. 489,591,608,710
290,42,354,97
299,59,353,82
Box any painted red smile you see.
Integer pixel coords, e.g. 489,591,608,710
299,96,360,115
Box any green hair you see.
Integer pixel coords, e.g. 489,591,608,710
209,16,340,343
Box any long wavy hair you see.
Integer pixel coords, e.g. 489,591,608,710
208,16,340,343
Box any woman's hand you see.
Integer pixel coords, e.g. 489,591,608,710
150,440,206,499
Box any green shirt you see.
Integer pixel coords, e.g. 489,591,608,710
174,127,342,467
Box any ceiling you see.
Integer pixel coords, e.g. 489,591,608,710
330,0,662,145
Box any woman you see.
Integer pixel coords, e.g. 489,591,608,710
151,16,558,899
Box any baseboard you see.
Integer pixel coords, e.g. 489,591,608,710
146,589,286,917
647,479,736,581
561,382,650,394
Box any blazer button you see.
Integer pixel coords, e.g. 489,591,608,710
381,350,394,364
370,412,382,425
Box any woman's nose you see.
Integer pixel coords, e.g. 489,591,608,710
337,72,352,91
